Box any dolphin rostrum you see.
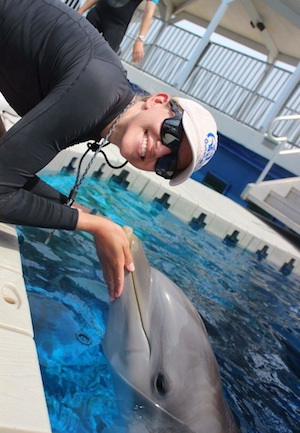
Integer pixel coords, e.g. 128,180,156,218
102,227,239,433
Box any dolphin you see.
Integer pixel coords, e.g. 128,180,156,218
102,227,239,433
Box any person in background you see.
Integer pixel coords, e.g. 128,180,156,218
78,0,158,62
0,0,218,301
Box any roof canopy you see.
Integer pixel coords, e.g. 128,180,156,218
158,0,300,64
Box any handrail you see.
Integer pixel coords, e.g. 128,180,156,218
255,115,300,183
268,114,300,143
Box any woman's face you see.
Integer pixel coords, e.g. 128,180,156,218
114,93,192,176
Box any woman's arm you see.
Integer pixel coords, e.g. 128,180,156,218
0,185,134,300
132,0,157,63
0,66,135,299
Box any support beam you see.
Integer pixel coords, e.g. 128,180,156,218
173,0,202,16
159,0,174,21
240,0,278,62
174,0,236,89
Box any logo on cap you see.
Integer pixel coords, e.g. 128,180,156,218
195,132,217,171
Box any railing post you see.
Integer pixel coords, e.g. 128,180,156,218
232,62,272,120
141,20,169,63
255,141,286,184
259,62,300,133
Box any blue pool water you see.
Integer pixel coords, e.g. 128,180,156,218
18,174,300,433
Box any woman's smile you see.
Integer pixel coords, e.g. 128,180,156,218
141,131,148,160
108,93,192,174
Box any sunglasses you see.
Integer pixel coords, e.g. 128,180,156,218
155,101,183,179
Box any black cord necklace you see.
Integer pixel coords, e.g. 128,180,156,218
45,96,137,244
67,95,137,205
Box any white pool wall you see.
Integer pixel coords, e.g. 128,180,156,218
43,142,300,274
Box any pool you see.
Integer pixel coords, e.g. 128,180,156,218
18,173,300,433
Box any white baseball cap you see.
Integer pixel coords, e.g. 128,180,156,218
170,97,218,186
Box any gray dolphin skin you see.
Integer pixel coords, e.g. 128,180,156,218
102,227,240,433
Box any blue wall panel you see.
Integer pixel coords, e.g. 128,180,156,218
192,134,295,206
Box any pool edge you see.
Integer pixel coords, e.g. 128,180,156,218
0,222,52,433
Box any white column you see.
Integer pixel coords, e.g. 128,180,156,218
174,0,236,89
259,62,300,133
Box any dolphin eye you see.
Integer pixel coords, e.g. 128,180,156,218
155,373,167,396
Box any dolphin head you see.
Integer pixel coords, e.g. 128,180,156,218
103,228,239,433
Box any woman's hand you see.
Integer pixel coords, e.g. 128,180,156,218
76,212,135,301
132,39,145,63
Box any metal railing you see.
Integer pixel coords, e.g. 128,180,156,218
256,115,300,183
119,10,300,148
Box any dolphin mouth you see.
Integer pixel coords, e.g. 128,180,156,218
103,228,152,362
132,271,150,349
123,227,152,344
123,227,152,318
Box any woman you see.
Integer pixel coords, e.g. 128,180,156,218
0,0,217,301
78,0,158,62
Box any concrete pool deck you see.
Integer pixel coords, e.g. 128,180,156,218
0,222,52,433
1,121,300,432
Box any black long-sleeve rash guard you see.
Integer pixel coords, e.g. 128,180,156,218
0,0,134,230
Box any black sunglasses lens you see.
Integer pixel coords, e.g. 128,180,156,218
155,152,178,179
156,101,183,179
161,118,183,151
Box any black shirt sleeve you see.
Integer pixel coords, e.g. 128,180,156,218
0,0,134,230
